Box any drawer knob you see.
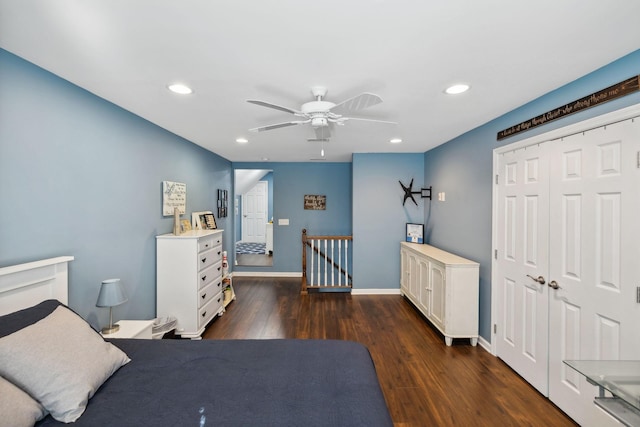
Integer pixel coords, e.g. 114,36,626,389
201,293,206,299
217,282,221,287
201,258,207,263
217,251,221,255
201,275,206,281
201,311,206,318
217,266,221,271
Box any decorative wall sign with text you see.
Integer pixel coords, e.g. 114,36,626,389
304,194,326,210
162,181,186,216
497,75,640,141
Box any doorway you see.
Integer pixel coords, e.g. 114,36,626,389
492,104,640,426
234,169,273,267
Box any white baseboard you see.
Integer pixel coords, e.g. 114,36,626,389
351,288,403,295
478,336,491,353
231,271,301,278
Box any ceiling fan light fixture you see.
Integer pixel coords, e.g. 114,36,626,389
445,84,470,95
311,117,328,127
390,138,402,144
167,83,193,95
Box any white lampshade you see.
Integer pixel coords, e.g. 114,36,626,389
96,279,128,308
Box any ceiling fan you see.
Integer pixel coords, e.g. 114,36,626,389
247,86,396,140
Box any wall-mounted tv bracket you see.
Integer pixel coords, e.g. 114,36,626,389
399,179,432,206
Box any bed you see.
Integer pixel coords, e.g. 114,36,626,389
0,257,393,427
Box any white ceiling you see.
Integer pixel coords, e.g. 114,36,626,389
2,1,639,162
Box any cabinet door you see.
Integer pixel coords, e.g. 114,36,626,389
408,252,420,301
417,258,430,315
400,249,409,294
429,262,446,330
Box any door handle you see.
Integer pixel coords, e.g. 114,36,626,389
526,274,546,285
548,280,561,290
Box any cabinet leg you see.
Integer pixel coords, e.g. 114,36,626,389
470,337,478,347
445,336,453,346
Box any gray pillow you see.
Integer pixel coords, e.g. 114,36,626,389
0,375,47,427
0,305,130,423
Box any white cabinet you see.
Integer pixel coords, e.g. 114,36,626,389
157,230,225,339
400,242,479,346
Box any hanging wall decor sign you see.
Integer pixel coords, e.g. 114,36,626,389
497,75,640,140
217,189,228,218
304,194,326,210
162,181,186,216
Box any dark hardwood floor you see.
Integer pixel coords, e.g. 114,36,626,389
203,277,577,427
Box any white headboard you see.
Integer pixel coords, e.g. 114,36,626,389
0,256,74,316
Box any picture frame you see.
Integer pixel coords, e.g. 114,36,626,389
217,189,228,218
304,194,326,210
192,210,215,230
203,213,217,230
406,223,424,244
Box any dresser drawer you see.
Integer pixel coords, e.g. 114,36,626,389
198,248,216,271
198,282,216,308
198,236,215,253
198,292,222,329
198,265,216,289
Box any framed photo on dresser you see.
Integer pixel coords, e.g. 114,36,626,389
192,211,216,230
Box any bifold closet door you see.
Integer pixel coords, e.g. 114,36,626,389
495,142,551,395
547,118,640,426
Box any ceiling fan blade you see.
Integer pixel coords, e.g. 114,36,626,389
330,93,383,114
249,120,308,132
340,117,397,125
247,100,302,115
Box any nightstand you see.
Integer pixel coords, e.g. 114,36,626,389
101,320,154,339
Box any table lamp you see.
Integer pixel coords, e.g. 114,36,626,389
96,278,128,334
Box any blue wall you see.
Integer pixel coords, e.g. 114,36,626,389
353,153,424,290
424,49,640,341
0,49,232,328
232,162,352,273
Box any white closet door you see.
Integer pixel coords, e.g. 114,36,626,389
495,143,551,394
547,118,640,426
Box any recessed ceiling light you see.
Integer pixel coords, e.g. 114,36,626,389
390,138,402,144
167,83,193,95
445,84,470,95
236,138,248,144
261,157,269,161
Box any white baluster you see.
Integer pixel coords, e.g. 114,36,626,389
310,239,314,286
345,240,349,286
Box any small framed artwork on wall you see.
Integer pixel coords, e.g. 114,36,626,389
406,223,424,244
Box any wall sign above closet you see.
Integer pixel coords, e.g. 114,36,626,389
497,75,639,141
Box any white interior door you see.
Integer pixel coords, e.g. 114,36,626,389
241,181,267,243
547,118,640,426
494,106,640,425
495,143,551,394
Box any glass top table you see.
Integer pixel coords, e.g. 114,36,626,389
564,360,640,426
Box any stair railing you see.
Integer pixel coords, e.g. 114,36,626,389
301,228,353,295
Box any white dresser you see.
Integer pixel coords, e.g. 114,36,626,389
400,242,479,346
157,229,225,339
